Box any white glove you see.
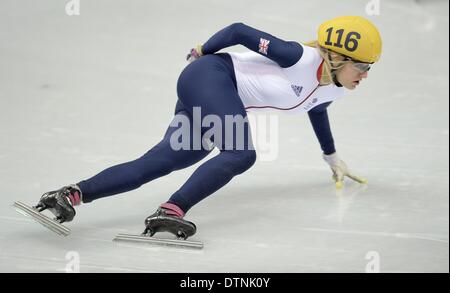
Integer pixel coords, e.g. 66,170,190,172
323,152,367,189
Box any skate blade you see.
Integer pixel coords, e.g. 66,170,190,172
113,233,203,249
12,201,71,237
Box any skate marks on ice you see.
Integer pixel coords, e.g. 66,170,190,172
295,227,449,244
113,233,204,249
12,201,70,237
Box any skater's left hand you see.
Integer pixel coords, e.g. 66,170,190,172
323,152,367,189
186,44,203,63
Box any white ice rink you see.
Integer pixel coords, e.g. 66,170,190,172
0,0,448,272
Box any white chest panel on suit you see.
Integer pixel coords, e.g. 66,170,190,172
228,44,345,114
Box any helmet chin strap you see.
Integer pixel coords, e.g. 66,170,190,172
332,70,343,87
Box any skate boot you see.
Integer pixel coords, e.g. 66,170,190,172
34,184,82,223
142,203,196,240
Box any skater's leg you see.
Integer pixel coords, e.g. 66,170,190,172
165,54,257,213
78,107,213,203
168,149,256,213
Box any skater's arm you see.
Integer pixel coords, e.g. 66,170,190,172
201,22,303,68
308,102,336,155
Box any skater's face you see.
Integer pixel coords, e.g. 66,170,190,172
336,62,369,90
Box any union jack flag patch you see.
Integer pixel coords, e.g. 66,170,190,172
259,38,270,55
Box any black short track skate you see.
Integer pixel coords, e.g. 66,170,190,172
113,207,203,249
35,185,79,223
12,185,81,237
142,207,196,240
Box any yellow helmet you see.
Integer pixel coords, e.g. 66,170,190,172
318,16,382,63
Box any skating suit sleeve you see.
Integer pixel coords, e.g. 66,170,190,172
308,102,336,155
201,22,303,68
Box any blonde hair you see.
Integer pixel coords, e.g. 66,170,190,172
304,41,350,86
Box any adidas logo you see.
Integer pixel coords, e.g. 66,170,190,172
291,85,303,97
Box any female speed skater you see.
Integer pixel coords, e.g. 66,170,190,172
34,16,382,240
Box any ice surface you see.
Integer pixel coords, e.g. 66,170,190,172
0,0,448,272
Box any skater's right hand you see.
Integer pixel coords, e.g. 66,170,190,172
186,44,203,63
323,152,367,189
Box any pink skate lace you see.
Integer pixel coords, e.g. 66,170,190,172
160,202,185,218
68,191,81,206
